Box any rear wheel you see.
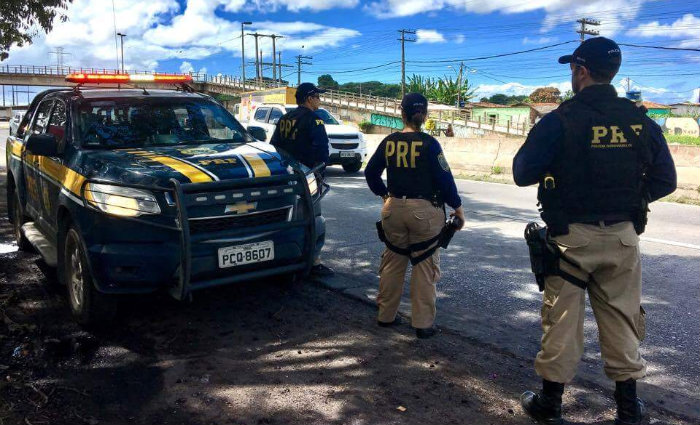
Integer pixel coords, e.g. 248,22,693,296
11,191,33,251
64,227,117,326
342,160,362,173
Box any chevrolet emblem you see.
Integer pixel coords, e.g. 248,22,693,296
225,201,257,214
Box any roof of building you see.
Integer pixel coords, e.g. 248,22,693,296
642,101,671,109
467,102,510,108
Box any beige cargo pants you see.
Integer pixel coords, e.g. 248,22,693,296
535,221,647,383
377,197,445,329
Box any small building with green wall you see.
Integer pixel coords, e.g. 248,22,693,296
467,102,532,127
642,101,671,117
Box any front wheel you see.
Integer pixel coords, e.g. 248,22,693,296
11,191,33,251
342,160,362,173
64,227,117,325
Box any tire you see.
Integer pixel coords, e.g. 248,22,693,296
342,160,362,173
11,191,33,251
64,227,117,325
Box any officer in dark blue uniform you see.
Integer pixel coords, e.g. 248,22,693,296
271,82,333,277
271,82,330,168
365,93,464,339
514,38,677,425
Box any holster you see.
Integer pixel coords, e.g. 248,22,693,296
524,222,588,291
633,196,650,235
375,219,457,266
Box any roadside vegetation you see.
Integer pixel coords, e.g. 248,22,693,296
664,133,700,146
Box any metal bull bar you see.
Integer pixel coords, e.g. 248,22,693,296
169,164,327,301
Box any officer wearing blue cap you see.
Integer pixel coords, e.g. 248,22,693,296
365,93,465,339
514,37,677,425
271,82,334,277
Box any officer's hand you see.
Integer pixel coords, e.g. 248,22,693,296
450,206,466,230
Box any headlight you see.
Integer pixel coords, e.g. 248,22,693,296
84,183,161,217
306,174,319,196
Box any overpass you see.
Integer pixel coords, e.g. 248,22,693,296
0,65,528,136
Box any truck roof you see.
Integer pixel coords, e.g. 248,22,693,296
42,88,208,100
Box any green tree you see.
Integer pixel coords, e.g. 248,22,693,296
529,87,561,103
317,74,339,90
0,0,73,61
560,90,575,101
425,75,476,106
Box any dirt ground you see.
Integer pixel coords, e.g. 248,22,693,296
0,177,695,425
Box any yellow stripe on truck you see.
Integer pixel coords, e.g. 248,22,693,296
241,153,271,177
131,151,214,183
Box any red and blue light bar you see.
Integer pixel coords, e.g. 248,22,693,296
66,73,193,84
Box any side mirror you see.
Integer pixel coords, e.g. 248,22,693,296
248,126,267,141
26,134,59,157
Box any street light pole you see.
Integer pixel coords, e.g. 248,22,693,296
116,32,126,73
241,21,252,91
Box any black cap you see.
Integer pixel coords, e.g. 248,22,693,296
558,37,622,74
401,92,428,115
295,82,326,103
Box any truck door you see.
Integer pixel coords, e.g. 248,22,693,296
22,99,54,221
266,108,285,142
40,99,68,234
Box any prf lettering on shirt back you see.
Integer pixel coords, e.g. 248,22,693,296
385,140,423,168
280,119,297,140
590,124,643,148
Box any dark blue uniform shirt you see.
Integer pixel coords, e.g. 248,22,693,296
513,110,677,202
270,106,329,168
365,134,462,209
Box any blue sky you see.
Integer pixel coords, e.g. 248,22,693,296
5,0,700,103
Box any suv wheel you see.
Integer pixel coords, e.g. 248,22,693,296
342,160,362,173
64,227,117,325
11,191,33,251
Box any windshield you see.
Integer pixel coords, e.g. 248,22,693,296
314,109,339,125
77,97,251,148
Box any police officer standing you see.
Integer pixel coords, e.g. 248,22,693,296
271,82,334,277
365,93,465,339
513,38,677,425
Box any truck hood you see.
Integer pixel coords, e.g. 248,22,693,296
325,124,362,137
81,141,291,187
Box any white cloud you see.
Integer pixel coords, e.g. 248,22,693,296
454,34,465,44
522,36,556,45
366,0,650,37
179,61,194,73
4,0,361,73
247,0,358,12
475,81,571,98
416,29,446,44
628,14,700,49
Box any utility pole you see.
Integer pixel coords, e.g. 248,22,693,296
398,29,416,98
247,33,262,83
456,61,464,107
116,33,127,73
241,21,252,91
49,47,70,71
296,55,313,86
259,60,293,86
278,52,282,85
576,18,600,43
265,35,283,86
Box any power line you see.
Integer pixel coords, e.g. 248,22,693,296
576,18,600,43
619,43,700,52
404,40,577,63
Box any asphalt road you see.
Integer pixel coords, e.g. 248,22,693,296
319,166,700,419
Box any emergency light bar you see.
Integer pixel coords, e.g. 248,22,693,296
65,73,193,84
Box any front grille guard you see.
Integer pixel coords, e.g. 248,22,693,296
80,165,328,301
169,164,327,301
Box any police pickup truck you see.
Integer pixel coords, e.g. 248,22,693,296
5,73,327,325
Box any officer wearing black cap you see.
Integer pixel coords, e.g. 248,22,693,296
271,82,334,277
514,37,677,425
365,93,465,339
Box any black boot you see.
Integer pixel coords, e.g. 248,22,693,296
520,379,565,425
614,379,646,425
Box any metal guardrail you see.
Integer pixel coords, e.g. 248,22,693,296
1,65,530,135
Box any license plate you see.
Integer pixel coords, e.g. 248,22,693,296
340,151,356,158
218,240,274,268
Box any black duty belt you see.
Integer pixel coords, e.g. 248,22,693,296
575,219,628,226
